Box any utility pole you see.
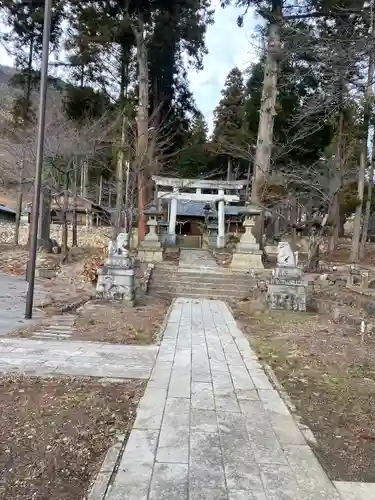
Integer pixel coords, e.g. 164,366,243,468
25,0,52,319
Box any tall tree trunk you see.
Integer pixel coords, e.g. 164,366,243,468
124,160,130,232
97,174,103,226
37,187,51,249
14,153,25,245
360,4,375,259
133,16,149,243
72,159,78,247
112,112,126,240
15,39,34,246
351,18,374,262
360,129,375,259
108,180,112,209
251,6,282,204
227,157,232,182
290,197,297,250
81,160,89,227
328,103,345,252
62,171,69,260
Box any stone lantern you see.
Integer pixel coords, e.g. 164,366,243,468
138,204,163,262
231,205,264,269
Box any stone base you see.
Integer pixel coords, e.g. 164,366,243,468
138,248,163,262
166,233,176,246
267,283,306,312
140,239,162,250
267,266,306,312
216,235,226,248
265,245,278,257
96,266,135,305
35,267,56,279
231,251,264,270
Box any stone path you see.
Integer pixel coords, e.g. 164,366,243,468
0,338,158,379
178,249,218,272
0,272,47,335
31,314,76,340
104,297,343,500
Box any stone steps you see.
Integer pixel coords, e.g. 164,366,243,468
149,284,253,299
31,314,76,340
149,265,258,300
150,277,255,290
150,289,240,301
150,272,257,287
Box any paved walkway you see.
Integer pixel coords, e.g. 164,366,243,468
105,298,342,500
0,338,158,379
0,273,47,335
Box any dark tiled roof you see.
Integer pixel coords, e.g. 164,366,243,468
0,204,16,215
176,201,245,217
177,201,214,217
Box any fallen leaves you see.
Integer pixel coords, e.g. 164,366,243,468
72,296,170,344
0,375,145,500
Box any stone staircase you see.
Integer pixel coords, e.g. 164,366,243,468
31,314,76,340
148,262,261,301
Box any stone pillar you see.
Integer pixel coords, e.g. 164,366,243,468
167,189,178,245
217,190,225,248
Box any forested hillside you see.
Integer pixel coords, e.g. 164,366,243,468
0,0,374,260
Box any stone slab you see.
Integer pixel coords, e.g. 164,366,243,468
93,298,342,500
0,338,158,379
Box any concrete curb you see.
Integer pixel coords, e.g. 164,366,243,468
225,300,319,447
87,302,176,499
153,298,176,345
263,362,318,446
87,434,126,500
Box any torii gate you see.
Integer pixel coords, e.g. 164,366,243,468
152,176,248,248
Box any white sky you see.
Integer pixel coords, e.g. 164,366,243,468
0,3,260,132
189,2,259,131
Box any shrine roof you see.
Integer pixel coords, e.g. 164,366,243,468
175,201,243,217
177,201,212,217
152,175,248,189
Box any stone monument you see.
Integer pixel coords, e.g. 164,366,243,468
267,241,307,311
138,205,163,262
231,205,264,270
96,233,135,305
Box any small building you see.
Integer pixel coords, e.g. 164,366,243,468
50,192,111,226
0,204,16,222
24,193,111,226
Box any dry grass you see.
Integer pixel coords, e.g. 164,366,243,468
0,375,145,500
72,296,171,344
233,301,375,482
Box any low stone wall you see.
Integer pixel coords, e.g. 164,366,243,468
0,222,139,248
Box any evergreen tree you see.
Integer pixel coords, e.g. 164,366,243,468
175,115,212,178
3,0,63,123
213,67,245,143
213,67,246,179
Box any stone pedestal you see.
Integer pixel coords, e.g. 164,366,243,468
138,208,163,262
231,214,264,270
267,266,307,312
96,253,135,305
34,253,59,279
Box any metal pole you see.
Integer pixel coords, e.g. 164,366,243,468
25,0,53,319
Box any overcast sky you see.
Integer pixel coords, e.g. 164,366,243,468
0,2,259,132
189,2,258,132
